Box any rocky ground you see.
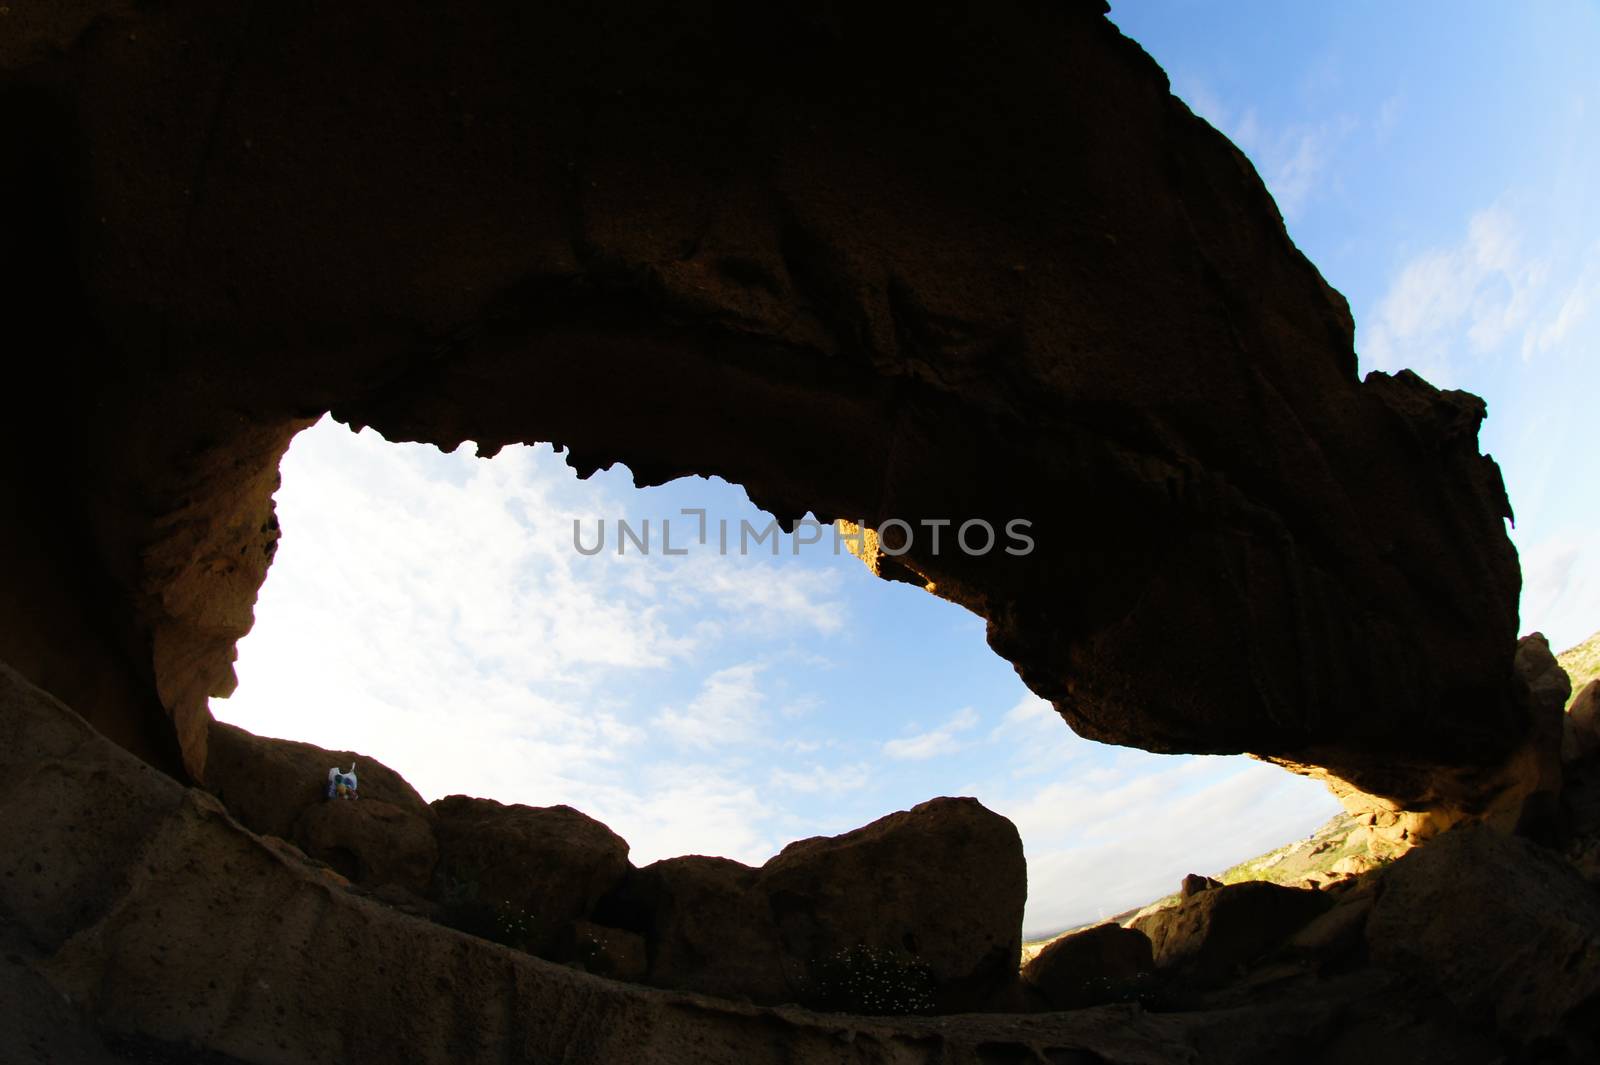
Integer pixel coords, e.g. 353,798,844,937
5,632,1600,1062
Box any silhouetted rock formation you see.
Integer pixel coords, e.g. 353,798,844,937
761,797,1026,1011
1366,825,1600,1043
431,795,631,958
594,797,1026,1012
1021,924,1154,1010
0,0,1525,825
14,658,1592,1062
1131,881,1329,983
2,0,1594,1059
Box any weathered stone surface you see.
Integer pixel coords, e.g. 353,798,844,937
759,797,1025,1011
566,919,649,984
1135,881,1329,981
0,660,1525,1065
292,797,438,895
204,717,430,838
430,795,631,956
1568,679,1600,763
1284,881,1378,964
0,661,1131,1064
1181,873,1221,898
0,0,1523,818
1021,923,1154,1010
603,797,1024,1011
1366,825,1600,1047
628,855,788,1003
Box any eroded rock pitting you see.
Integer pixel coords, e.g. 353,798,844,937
1,0,1524,822
3,0,1592,1061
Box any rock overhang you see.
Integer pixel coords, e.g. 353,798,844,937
0,0,1525,816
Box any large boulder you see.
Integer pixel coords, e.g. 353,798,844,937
292,797,438,896
1132,881,1329,982
1021,923,1154,1010
627,856,789,1003
1365,825,1600,1049
430,795,631,956
596,796,1026,1011
203,717,430,837
1566,679,1600,763
758,796,1025,1011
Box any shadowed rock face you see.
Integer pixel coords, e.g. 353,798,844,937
1,661,1547,1062
2,3,1519,819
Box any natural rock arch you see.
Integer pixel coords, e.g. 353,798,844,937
3,0,1523,823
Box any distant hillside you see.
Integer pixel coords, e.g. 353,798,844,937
1559,629,1600,709
1022,811,1369,962
1022,631,1600,964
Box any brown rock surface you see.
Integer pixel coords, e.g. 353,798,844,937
566,919,650,984
759,796,1025,1011
629,855,789,1003
1365,824,1600,1047
1021,923,1155,1010
292,797,438,895
604,797,1025,1011
0,0,1524,820
204,717,430,838
0,660,1527,1065
1568,679,1600,762
430,795,631,956
1134,881,1329,982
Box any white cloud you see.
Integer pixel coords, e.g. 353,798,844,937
1359,205,1589,381
1516,530,1600,651
216,417,1351,937
990,757,1340,937
883,706,980,760
652,663,766,750
1173,77,1350,221
988,694,1094,779
585,763,778,867
769,762,871,794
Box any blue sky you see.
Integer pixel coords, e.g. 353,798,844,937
214,5,1600,937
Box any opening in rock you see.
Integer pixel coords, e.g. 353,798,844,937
212,416,1341,944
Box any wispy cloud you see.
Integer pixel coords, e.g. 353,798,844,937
769,762,871,794
653,663,766,750
1174,77,1352,221
1517,531,1600,651
1360,206,1600,384
988,756,1339,937
883,706,980,760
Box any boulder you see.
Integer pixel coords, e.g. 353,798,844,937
430,795,631,957
203,717,430,838
1328,854,1379,877
1365,825,1600,1047
627,856,787,1002
1136,881,1329,982
1181,873,1222,898
757,797,1026,1011
292,797,438,895
4,659,1240,1065
1509,633,1569,835
1021,923,1154,1010
605,797,1026,1011
1567,679,1600,763
1284,881,1378,964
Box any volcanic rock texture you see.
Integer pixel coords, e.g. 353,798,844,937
1,0,1524,817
